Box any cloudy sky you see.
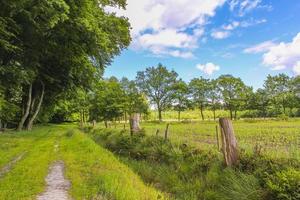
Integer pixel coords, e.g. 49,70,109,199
104,0,300,89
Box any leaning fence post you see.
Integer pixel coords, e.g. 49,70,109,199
215,125,220,151
219,118,238,166
92,120,96,128
130,113,140,136
164,123,170,140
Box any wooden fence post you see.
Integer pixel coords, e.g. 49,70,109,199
164,123,170,140
156,129,159,136
219,118,238,166
215,125,220,151
130,113,140,136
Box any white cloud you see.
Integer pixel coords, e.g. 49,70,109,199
214,18,266,40
293,61,300,75
223,21,240,30
211,31,230,39
240,0,261,15
240,18,267,27
259,33,300,74
196,62,220,75
229,0,239,11
263,33,300,71
244,40,276,53
228,0,262,16
106,0,226,58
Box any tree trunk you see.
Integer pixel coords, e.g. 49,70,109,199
164,123,170,141
178,111,181,121
158,109,162,122
219,118,238,166
234,110,237,120
213,108,216,121
200,104,204,121
26,82,45,131
80,111,83,128
92,120,96,128
124,112,127,123
229,108,233,120
104,121,108,128
82,109,86,124
17,84,32,131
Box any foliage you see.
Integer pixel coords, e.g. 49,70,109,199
189,77,211,120
172,79,190,121
0,0,131,129
120,77,149,115
266,168,300,200
136,63,178,121
89,79,126,123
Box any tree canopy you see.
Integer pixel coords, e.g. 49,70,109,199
0,0,131,130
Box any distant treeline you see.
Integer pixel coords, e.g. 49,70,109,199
98,63,300,122
1,62,300,129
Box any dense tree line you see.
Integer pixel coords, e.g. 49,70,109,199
0,0,131,130
50,64,300,125
133,64,299,121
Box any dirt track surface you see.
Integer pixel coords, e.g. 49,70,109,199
37,161,72,200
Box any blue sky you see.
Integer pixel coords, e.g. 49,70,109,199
105,0,300,89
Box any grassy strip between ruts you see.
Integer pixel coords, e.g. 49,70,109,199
60,128,166,200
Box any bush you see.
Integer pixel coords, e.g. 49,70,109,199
266,168,300,200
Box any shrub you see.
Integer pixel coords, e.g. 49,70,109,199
266,168,300,200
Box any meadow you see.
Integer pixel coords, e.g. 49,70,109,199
101,117,300,160
90,117,300,200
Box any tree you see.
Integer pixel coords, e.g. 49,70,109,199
172,79,190,121
189,77,210,120
89,79,126,127
264,74,292,115
216,75,249,120
248,89,270,118
287,76,300,116
0,0,131,130
136,64,178,121
120,77,149,119
207,79,221,121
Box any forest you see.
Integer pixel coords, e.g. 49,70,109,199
0,0,299,200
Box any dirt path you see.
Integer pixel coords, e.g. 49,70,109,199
0,153,26,178
37,161,72,200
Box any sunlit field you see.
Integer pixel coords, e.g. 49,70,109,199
97,117,300,160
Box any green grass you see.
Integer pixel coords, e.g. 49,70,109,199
100,119,300,160
147,109,231,121
0,125,165,200
0,126,58,199
60,129,165,200
88,127,299,200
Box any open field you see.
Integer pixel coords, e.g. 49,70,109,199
97,118,300,160
0,125,164,200
89,118,300,200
